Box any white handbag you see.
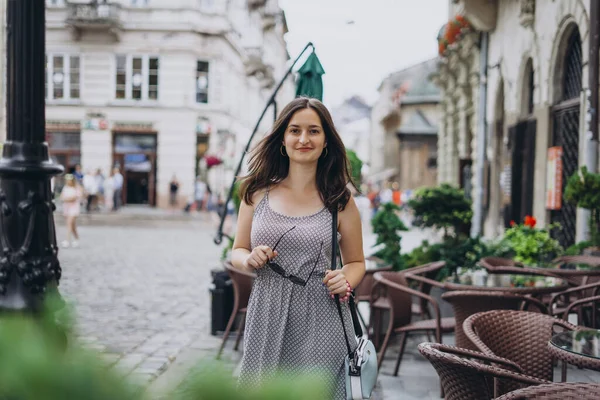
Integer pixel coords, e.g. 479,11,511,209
331,211,378,399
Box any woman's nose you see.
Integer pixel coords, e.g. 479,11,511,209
299,131,309,143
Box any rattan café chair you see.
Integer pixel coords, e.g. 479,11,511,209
495,382,600,400
463,310,577,395
418,342,549,400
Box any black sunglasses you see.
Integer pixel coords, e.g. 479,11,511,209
268,226,324,286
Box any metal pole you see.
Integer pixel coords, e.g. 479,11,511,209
214,42,314,245
0,0,63,311
471,32,489,237
586,0,599,173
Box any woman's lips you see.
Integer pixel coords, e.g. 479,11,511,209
297,148,313,152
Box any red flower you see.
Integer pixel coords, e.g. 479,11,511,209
510,220,516,227
438,42,447,55
524,215,537,228
455,15,470,28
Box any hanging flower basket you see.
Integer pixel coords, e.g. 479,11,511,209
437,15,472,56
204,155,223,168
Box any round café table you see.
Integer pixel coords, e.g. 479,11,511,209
549,330,600,381
405,271,570,296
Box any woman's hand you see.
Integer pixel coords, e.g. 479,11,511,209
243,245,278,270
323,270,350,296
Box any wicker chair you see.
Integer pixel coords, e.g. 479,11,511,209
353,256,392,329
479,257,524,271
495,382,600,399
441,291,548,350
216,262,256,358
418,342,549,400
549,281,600,327
463,310,577,395
372,271,455,375
368,261,448,348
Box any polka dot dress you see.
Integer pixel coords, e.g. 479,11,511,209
238,192,357,399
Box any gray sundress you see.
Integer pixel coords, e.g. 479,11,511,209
238,191,357,399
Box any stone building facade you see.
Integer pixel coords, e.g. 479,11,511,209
370,58,441,190
436,0,596,248
44,0,293,208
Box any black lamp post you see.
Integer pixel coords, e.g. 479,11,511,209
0,0,63,312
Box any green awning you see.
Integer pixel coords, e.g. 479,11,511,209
295,51,325,101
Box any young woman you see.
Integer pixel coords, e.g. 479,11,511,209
60,174,82,248
231,97,366,398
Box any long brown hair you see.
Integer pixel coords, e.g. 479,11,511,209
240,97,356,212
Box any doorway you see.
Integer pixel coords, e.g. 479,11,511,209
507,119,536,225
112,133,157,207
550,27,583,249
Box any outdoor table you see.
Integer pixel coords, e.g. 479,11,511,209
405,271,570,296
549,330,600,381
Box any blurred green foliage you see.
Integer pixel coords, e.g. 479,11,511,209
372,202,408,271
565,166,600,247
0,295,330,400
346,150,363,188
407,184,472,239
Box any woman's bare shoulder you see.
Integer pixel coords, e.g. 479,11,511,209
249,188,268,208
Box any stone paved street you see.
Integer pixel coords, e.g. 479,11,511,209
56,216,225,387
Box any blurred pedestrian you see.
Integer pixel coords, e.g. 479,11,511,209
194,176,208,211
112,167,123,211
169,175,180,211
60,174,82,248
103,170,114,211
73,164,84,185
83,169,100,213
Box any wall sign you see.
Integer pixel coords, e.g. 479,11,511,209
546,146,563,210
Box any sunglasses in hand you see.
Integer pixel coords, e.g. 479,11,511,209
267,226,324,286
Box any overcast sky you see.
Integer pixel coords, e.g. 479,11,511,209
278,0,449,108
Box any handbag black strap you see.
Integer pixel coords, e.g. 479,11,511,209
331,209,363,358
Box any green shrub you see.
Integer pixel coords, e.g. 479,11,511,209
407,184,472,239
372,202,408,271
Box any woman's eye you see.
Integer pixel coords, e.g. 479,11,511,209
290,129,299,134
310,129,320,134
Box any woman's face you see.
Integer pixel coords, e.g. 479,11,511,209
282,107,327,164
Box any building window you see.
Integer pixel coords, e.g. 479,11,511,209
45,54,81,101
130,0,150,6
196,61,209,104
46,0,65,6
115,55,160,101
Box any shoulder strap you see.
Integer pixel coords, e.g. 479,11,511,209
332,209,363,358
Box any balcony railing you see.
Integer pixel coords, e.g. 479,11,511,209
66,2,122,40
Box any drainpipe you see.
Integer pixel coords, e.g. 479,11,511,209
471,32,489,238
582,0,600,243
586,0,599,174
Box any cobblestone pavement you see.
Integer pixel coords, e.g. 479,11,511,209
56,217,225,387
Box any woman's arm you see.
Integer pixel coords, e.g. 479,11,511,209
323,196,366,294
231,192,276,273
231,199,254,273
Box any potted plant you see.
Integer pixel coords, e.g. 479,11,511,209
564,166,600,255
502,216,563,266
